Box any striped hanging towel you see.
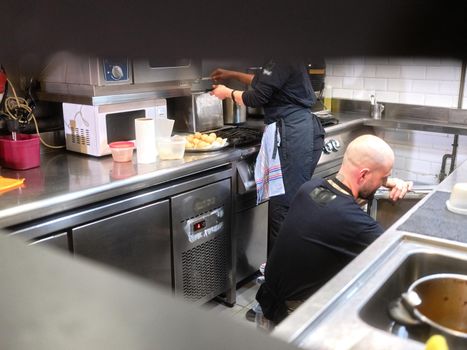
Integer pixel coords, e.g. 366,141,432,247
255,122,285,204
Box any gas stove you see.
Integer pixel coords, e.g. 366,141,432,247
215,126,263,148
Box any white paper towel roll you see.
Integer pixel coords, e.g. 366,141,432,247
135,118,157,164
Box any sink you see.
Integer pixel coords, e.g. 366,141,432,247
278,234,467,350
359,251,467,343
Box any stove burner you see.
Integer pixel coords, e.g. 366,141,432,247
216,126,262,148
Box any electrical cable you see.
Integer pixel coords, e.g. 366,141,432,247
3,79,65,149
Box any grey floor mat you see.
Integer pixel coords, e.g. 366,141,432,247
397,191,467,243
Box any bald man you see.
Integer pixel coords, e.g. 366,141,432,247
256,135,412,326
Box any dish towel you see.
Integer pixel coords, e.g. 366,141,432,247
0,176,25,193
255,122,285,204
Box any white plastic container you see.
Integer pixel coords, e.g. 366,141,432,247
446,182,467,215
157,136,186,160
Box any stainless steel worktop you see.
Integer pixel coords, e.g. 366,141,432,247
273,160,467,349
0,146,255,228
0,115,366,229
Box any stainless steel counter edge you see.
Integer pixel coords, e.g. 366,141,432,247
0,147,255,228
272,159,467,349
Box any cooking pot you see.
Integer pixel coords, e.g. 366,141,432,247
388,273,467,340
223,98,246,125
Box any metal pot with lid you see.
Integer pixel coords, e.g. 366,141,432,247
388,273,467,341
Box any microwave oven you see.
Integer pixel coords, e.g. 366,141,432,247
62,99,167,156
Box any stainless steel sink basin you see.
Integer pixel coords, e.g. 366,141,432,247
275,234,467,350
359,251,467,343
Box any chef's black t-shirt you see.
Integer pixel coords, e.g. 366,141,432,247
241,59,316,124
257,178,383,322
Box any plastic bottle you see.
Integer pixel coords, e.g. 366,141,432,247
323,85,333,111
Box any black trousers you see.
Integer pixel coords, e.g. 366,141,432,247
267,112,324,254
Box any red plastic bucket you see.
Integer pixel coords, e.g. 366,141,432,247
0,134,40,170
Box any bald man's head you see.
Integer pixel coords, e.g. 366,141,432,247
338,135,395,199
343,134,394,171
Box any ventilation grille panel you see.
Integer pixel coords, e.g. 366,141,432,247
71,127,91,146
181,233,229,301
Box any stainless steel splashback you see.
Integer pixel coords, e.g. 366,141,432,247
169,92,224,133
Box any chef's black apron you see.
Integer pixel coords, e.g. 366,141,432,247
267,110,324,253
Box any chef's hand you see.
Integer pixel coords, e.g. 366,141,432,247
210,68,234,83
210,84,232,100
384,177,413,201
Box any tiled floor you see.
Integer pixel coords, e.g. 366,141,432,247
201,275,261,331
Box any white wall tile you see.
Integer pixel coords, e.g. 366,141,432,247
412,80,439,94
387,79,412,92
382,129,410,144
424,94,455,108
364,78,387,91
416,173,438,185
399,93,425,105
426,66,461,81
414,58,441,66
440,58,462,66
439,81,460,94
392,144,419,159
352,90,374,101
400,66,426,79
342,77,364,89
374,91,399,103
333,65,354,77
376,65,401,78
332,88,353,99
325,76,343,88
353,65,376,77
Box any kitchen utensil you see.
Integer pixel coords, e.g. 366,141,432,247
446,182,467,215
388,273,467,339
223,98,246,124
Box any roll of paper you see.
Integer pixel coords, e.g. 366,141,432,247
135,118,157,164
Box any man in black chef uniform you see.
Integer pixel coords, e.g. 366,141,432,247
256,134,413,326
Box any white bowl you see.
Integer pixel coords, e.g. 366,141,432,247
446,182,467,215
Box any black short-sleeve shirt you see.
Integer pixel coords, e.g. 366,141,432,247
257,178,383,322
241,59,316,124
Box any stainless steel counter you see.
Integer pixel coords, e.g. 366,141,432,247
0,146,256,228
273,160,467,349
0,114,367,230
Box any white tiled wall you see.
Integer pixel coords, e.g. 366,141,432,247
325,57,464,108
325,57,466,185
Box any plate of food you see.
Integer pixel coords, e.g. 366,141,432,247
184,132,229,152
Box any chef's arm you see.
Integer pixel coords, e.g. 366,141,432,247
210,69,254,86
210,84,245,106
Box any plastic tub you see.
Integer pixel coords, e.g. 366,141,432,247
109,141,135,162
0,134,40,170
157,136,186,160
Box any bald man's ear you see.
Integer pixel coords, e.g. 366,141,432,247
358,168,371,184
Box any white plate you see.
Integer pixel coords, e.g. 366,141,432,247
185,142,229,153
446,200,467,215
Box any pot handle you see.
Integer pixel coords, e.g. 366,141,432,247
387,296,422,326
